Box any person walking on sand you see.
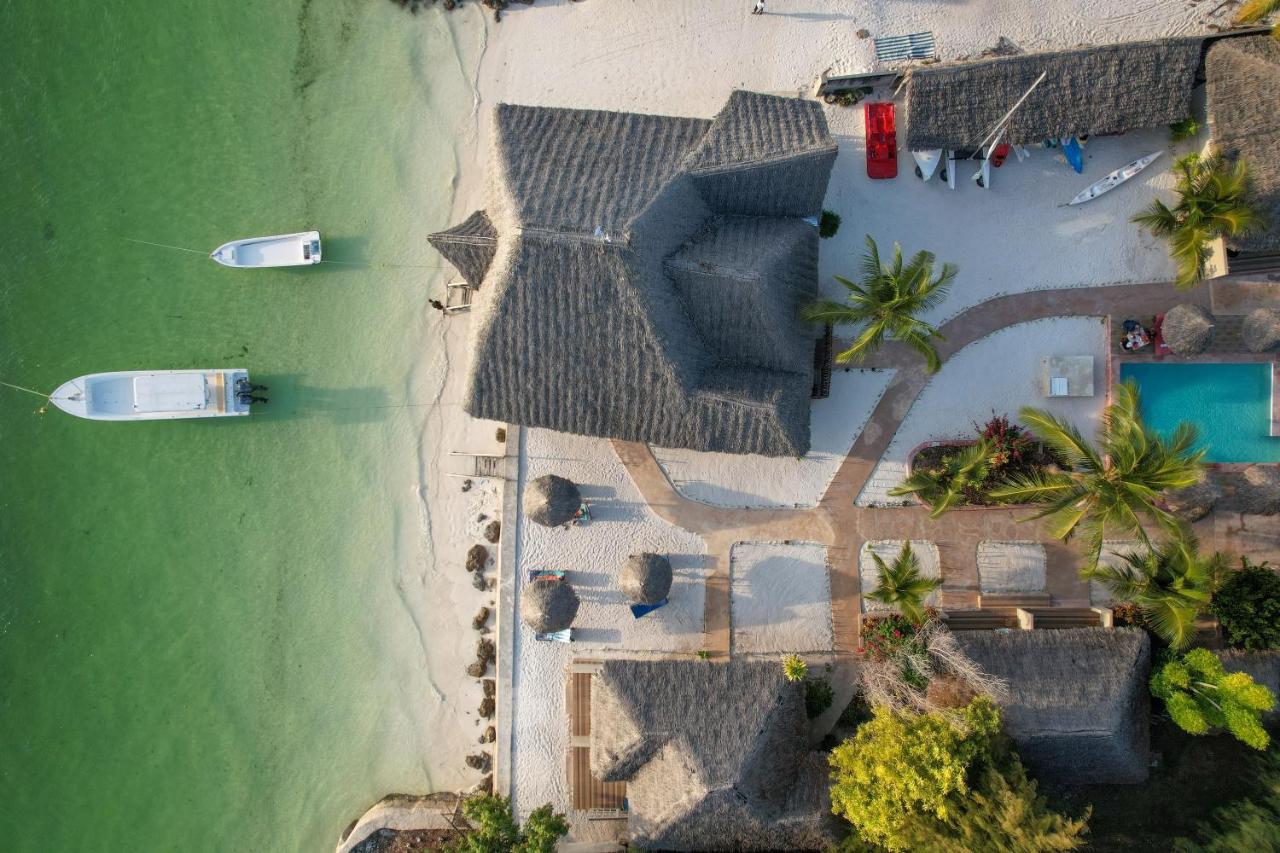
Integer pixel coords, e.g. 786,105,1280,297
429,299,446,314
752,0,765,14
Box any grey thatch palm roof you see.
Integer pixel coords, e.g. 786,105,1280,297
590,659,835,851
1162,304,1215,355
453,91,838,457
1164,473,1221,523
1206,36,1280,253
1223,464,1280,515
521,576,580,633
427,209,497,288
1243,307,1280,353
524,474,581,528
621,553,673,605
904,37,1203,151
955,627,1151,784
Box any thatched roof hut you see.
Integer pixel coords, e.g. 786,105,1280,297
1164,473,1222,523
1224,465,1280,515
1242,307,1280,353
427,209,498,289
621,553,673,605
590,659,836,851
1162,304,1215,355
1206,36,1280,254
903,38,1202,151
440,91,838,457
521,576,580,633
524,474,581,528
955,628,1151,784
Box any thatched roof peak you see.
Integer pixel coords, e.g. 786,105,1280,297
427,209,497,288
621,553,673,605
521,576,580,633
1243,307,1280,353
1163,304,1215,355
524,474,581,528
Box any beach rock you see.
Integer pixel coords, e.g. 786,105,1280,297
473,774,493,795
1243,308,1280,353
483,678,496,698
495,427,506,442
483,520,501,543
472,606,490,630
461,478,472,493
471,571,487,591
476,637,496,665
1164,473,1222,522
465,752,492,772
466,661,486,678
1163,304,1215,355
478,696,495,718
856,29,870,39
465,544,489,572
481,725,496,743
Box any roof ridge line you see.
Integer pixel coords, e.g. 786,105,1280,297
686,144,839,177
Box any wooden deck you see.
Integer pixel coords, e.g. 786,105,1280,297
565,667,626,812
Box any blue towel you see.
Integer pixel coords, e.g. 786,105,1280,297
630,599,669,619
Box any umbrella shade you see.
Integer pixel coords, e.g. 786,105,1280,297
621,553,673,605
1243,307,1280,353
525,474,582,528
522,577,580,633
1162,304,1215,355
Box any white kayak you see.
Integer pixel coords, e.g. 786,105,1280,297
49,369,254,421
211,230,321,268
1068,151,1162,206
944,150,957,189
911,149,943,181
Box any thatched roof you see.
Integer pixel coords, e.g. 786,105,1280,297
1243,307,1280,353
454,91,838,457
524,474,581,528
1218,650,1280,723
427,209,497,288
1206,36,1280,254
1223,464,1280,515
955,628,1151,784
590,659,835,851
521,576,580,633
1164,473,1221,523
904,38,1203,151
621,553,673,605
1162,304,1215,355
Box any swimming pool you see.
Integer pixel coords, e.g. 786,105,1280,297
1120,362,1280,463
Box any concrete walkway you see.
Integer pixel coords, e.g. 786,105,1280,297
614,279,1219,668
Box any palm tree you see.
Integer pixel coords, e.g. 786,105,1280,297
802,235,957,373
987,380,1206,569
888,439,993,518
865,541,942,625
1086,532,1227,649
1133,151,1258,289
1236,0,1280,37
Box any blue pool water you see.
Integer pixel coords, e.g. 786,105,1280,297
1121,363,1280,463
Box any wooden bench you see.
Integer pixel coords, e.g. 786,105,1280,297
941,610,1017,631
1016,607,1109,630
977,592,1052,610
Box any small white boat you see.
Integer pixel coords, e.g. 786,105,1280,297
1068,151,1163,206
210,230,321,268
911,149,943,181
943,150,957,189
50,369,253,421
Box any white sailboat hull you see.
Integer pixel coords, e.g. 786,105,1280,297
911,149,943,181
210,231,321,268
1068,151,1163,206
50,369,251,421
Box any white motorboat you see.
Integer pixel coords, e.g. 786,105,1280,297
49,369,254,421
1068,151,1163,205
210,230,321,268
911,149,943,181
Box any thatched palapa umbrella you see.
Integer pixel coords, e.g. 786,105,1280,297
522,576,580,633
621,553,673,605
525,474,581,528
1228,465,1280,516
1243,307,1280,353
1162,304,1215,355
1163,473,1221,523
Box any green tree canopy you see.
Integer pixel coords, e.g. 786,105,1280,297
988,380,1205,569
802,235,956,373
1151,648,1276,750
1174,748,1280,851
447,795,569,853
863,540,942,624
1210,558,1280,652
889,440,993,518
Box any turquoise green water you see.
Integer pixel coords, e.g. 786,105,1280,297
1122,363,1280,463
0,2,470,850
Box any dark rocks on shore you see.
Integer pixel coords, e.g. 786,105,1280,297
466,661,486,678
483,520,501,543
466,544,489,572
471,571,487,591
476,637,496,665
483,678,496,698
465,752,492,773
472,606,490,630
478,696,495,718
481,725,496,743
476,774,493,794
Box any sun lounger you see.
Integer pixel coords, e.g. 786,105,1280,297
629,598,669,620
873,31,936,62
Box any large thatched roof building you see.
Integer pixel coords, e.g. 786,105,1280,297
904,38,1203,151
955,627,1151,784
589,659,835,851
429,91,838,456
1206,35,1280,256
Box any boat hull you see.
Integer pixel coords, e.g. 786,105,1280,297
1068,151,1163,206
911,149,942,181
210,231,321,268
50,369,251,420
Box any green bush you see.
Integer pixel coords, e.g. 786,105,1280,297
1151,648,1276,750
1211,559,1280,651
1170,116,1200,142
1174,749,1280,851
828,699,1001,851
782,653,808,682
447,794,568,853
819,209,842,238
805,677,834,718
